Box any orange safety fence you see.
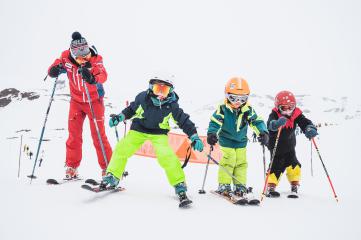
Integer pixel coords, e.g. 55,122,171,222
135,132,222,164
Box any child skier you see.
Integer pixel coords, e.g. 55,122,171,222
101,75,204,207
207,77,269,202
266,90,318,197
47,32,112,179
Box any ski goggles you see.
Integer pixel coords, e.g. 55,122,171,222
226,93,249,104
75,52,91,64
152,83,172,98
279,104,295,115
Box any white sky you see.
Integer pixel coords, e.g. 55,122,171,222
0,0,360,105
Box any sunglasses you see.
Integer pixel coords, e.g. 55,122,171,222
279,104,295,112
152,83,172,98
226,93,248,104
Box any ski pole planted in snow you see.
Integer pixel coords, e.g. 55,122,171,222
311,138,338,202
261,127,282,202
82,79,109,167
28,77,58,182
18,135,23,178
198,146,213,194
310,140,313,177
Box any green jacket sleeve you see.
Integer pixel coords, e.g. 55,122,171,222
207,105,224,134
245,105,268,135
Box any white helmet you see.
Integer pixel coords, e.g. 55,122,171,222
149,73,175,88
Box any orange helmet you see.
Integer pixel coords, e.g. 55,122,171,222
225,77,250,95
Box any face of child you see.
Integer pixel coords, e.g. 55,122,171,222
75,52,91,65
279,104,295,116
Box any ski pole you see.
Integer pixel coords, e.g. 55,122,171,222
28,77,58,183
123,100,129,138
262,145,266,180
311,138,338,202
260,127,282,202
310,140,313,177
110,114,120,142
198,146,213,194
83,79,108,167
18,135,23,178
203,151,244,185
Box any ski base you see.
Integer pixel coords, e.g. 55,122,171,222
46,178,83,185
81,184,125,193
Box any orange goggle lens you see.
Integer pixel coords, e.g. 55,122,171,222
152,83,171,97
75,53,91,64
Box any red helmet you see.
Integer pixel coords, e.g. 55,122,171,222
275,91,296,116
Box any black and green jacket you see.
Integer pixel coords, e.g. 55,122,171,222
122,91,197,137
207,102,268,148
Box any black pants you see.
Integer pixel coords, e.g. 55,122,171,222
270,150,301,180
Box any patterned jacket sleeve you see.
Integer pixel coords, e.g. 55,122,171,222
171,103,197,137
207,105,224,135
245,105,268,135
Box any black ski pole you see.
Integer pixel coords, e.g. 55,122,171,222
260,127,282,202
18,135,23,178
123,100,129,138
198,146,213,194
311,138,338,202
28,77,58,182
110,114,120,142
262,145,266,180
310,140,313,177
83,79,109,167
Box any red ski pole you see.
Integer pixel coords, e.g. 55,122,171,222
261,127,282,202
311,138,339,202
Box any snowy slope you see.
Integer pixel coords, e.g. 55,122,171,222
1,0,361,239
1,87,360,240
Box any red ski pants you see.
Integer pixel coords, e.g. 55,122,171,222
66,98,112,170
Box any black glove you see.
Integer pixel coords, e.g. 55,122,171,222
49,64,63,78
257,132,269,146
80,67,96,84
207,133,218,146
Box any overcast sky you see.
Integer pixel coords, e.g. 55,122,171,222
1,0,360,105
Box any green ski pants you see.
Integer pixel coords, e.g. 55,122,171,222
107,130,185,186
218,147,248,185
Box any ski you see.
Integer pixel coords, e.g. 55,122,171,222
84,178,100,186
211,190,248,205
287,192,299,198
46,178,83,185
81,184,125,193
177,193,193,208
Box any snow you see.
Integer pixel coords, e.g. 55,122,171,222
1,0,361,239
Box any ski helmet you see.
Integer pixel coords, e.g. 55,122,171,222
149,74,175,99
275,90,296,116
224,77,250,95
224,77,250,108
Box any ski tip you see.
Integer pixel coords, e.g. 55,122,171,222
85,179,99,186
46,179,59,185
179,200,193,208
81,184,94,191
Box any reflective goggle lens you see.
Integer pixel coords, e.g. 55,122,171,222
279,104,295,112
227,94,248,104
152,83,171,97
75,53,91,64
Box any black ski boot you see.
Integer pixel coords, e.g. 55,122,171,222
288,181,299,198
175,182,192,208
234,184,248,205
266,183,280,198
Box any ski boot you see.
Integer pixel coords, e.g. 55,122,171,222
246,187,260,205
100,172,120,189
233,184,248,205
216,184,232,197
175,182,192,208
288,181,299,198
266,183,280,198
64,166,79,180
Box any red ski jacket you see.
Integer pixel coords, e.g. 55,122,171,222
48,48,108,103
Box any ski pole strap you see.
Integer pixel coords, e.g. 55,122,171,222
181,142,194,168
